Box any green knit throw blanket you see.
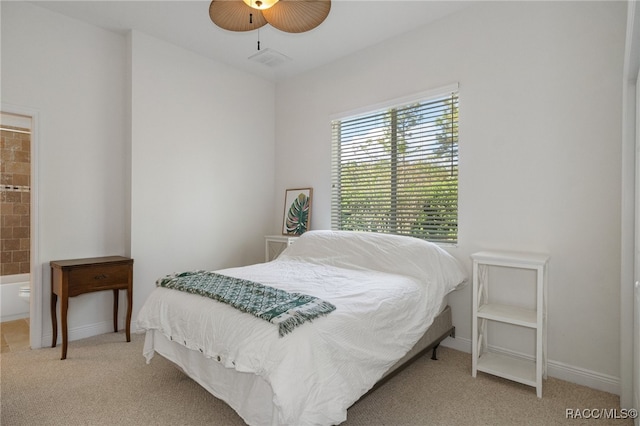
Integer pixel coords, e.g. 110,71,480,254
157,270,336,337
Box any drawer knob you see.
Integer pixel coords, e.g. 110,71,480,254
94,274,108,280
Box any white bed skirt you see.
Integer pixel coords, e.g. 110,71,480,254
142,303,453,426
144,329,277,425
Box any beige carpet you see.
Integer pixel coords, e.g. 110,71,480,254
0,332,630,426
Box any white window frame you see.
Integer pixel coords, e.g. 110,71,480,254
330,83,459,243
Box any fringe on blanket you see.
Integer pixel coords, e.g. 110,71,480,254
157,270,336,337
271,299,337,336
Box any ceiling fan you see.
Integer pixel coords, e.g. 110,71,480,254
209,0,331,34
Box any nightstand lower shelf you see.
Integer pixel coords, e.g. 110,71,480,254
476,351,537,387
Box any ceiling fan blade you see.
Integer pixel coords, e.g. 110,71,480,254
209,0,268,32
262,0,331,34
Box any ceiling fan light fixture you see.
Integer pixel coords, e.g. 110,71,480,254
210,0,331,34
243,0,279,10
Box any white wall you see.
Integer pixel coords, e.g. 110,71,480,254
1,2,128,343
1,2,276,345
274,1,626,391
129,31,276,318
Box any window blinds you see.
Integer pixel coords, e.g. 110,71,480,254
331,90,458,243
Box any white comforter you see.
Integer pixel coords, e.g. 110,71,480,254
136,230,467,425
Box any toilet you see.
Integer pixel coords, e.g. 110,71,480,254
18,284,30,303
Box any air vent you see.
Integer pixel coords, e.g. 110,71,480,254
248,48,291,68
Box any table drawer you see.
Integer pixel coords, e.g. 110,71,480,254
67,264,131,296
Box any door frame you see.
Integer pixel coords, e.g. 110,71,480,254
622,0,640,415
1,103,42,350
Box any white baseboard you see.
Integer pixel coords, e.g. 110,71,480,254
441,335,469,353
2,312,30,323
441,336,621,395
41,319,125,348
41,324,622,396
548,358,620,395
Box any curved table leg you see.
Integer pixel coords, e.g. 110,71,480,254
126,287,132,342
60,295,68,360
112,289,119,332
51,293,57,348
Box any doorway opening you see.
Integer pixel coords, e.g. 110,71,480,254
1,106,41,351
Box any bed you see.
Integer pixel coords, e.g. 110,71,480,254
136,230,467,426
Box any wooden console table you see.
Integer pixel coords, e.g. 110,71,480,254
50,256,133,360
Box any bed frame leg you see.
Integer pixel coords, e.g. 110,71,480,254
431,327,455,361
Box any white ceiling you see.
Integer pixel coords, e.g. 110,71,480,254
30,1,471,82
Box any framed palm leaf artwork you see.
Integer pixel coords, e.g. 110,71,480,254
282,188,312,235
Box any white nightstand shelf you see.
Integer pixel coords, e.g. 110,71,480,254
471,250,549,398
264,235,298,262
477,304,537,328
475,352,537,387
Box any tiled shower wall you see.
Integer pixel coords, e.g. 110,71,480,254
0,126,30,276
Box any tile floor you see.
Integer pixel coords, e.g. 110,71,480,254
1,318,30,353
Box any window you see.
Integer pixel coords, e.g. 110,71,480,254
331,86,459,243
